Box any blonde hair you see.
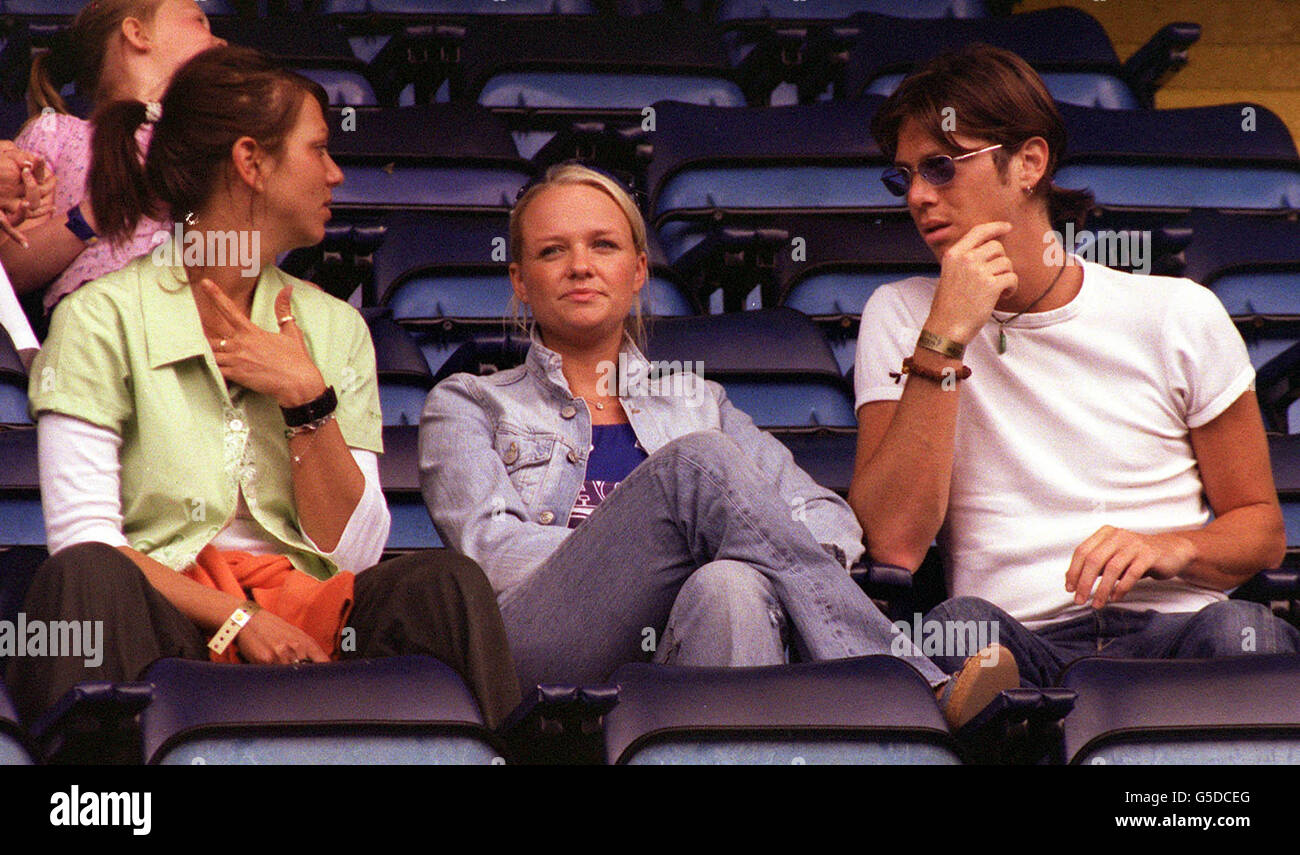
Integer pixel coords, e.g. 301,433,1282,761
508,162,649,346
27,0,165,116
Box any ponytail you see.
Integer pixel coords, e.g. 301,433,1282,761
26,30,76,117
89,99,157,244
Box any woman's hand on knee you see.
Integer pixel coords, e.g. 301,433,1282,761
235,610,330,664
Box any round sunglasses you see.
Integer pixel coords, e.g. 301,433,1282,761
880,143,1003,197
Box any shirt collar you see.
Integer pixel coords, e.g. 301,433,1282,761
525,328,652,397
141,239,286,370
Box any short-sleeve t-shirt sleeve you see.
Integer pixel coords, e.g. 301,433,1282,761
1162,279,1254,429
28,284,132,434
323,306,383,455
854,278,930,410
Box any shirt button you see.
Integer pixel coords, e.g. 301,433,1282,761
503,442,519,464
538,511,555,525
560,405,577,419
566,449,578,464
229,418,244,432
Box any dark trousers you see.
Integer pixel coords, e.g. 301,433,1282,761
3,543,521,729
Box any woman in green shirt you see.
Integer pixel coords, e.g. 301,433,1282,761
6,46,520,729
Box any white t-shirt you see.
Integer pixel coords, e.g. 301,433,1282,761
854,259,1254,629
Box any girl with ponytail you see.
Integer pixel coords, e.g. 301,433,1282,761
1,0,223,313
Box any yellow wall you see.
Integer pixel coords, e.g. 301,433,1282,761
1018,0,1300,149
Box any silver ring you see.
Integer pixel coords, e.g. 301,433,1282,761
218,338,227,351
278,314,295,325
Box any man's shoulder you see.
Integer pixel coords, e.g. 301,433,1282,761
861,274,937,320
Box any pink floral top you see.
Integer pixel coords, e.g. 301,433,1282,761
15,111,170,312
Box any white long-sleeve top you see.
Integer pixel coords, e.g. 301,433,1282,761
39,412,390,573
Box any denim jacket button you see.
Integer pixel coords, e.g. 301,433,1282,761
538,511,555,525
566,449,578,464
560,405,577,419
503,442,519,465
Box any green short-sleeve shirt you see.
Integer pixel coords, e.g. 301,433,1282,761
29,254,383,579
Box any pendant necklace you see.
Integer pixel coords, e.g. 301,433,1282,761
994,261,1067,355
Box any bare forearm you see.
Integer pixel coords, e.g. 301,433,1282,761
288,418,365,553
117,546,244,632
849,347,962,568
0,214,87,294
1175,503,1287,591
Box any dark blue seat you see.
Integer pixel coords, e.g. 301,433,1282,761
211,16,378,105
839,8,1198,110
379,424,443,550
1178,212,1300,410
0,680,34,765
646,98,893,269
1060,656,1300,765
362,308,432,426
326,104,532,212
0,325,29,426
604,657,960,764
139,655,498,764
772,429,856,496
0,428,42,549
449,13,745,159
1057,102,1300,216
643,307,856,429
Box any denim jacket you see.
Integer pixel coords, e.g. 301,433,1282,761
419,334,865,594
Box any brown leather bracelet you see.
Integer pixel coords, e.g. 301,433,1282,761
889,356,972,385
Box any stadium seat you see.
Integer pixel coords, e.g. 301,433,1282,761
138,655,500,764
379,424,443,550
0,680,34,765
1177,212,1300,402
772,429,856,496
836,8,1198,110
603,657,961,764
362,308,432,426
643,308,856,429
212,16,378,105
645,98,894,282
0,325,30,426
326,104,532,213
0,428,42,549
1060,656,1300,765
1056,102,1300,217
446,13,746,159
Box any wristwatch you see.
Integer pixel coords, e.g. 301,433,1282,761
65,204,98,245
281,385,337,428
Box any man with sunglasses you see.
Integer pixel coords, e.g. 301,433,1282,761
849,44,1298,688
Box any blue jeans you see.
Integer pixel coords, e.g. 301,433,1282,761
923,595,1300,687
497,432,948,688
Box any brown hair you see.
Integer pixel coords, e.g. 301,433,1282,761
870,43,1093,232
89,45,328,244
27,0,164,116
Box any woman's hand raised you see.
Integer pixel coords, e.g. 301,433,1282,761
201,279,327,408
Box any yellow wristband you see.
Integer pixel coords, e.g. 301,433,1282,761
917,329,966,360
207,600,261,656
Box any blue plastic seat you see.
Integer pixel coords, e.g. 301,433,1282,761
0,428,42,548
326,104,532,212
1061,656,1300,765
643,307,856,429
0,326,29,426
139,656,499,764
379,424,443,550
449,13,745,159
363,308,432,426
0,680,34,765
646,98,893,267
838,8,1198,110
604,657,961,765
